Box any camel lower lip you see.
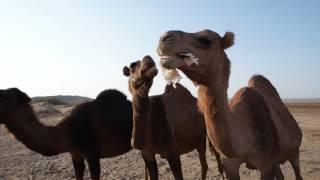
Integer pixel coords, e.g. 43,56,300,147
160,57,184,69
159,52,199,69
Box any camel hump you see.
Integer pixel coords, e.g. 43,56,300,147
164,83,192,96
96,89,127,103
248,75,280,98
164,83,181,93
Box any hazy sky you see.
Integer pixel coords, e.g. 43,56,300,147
0,0,319,98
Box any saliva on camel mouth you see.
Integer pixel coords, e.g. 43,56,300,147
159,52,199,69
158,52,199,88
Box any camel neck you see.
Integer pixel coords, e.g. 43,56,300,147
4,104,69,156
131,94,150,149
197,58,238,158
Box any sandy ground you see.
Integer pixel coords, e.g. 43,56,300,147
0,102,319,180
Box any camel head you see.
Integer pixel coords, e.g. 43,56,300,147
0,88,31,123
158,29,234,86
123,55,158,97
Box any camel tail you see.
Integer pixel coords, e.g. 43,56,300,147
208,140,224,176
248,75,281,99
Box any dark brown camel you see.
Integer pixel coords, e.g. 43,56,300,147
123,56,223,180
0,88,133,180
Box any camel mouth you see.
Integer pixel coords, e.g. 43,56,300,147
140,66,158,79
159,52,199,69
131,66,158,87
158,52,198,87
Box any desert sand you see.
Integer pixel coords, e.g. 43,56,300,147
0,100,319,179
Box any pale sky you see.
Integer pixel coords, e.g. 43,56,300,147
0,0,319,99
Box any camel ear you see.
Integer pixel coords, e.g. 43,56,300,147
221,32,234,49
123,66,130,77
9,88,31,104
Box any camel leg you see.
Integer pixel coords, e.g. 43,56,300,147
275,165,284,180
223,158,240,180
209,141,224,176
290,152,303,180
197,140,208,180
87,156,101,180
71,154,85,180
167,153,183,180
261,165,276,180
145,163,148,180
141,152,158,180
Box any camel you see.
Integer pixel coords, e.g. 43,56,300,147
157,29,303,180
122,55,223,180
0,88,133,180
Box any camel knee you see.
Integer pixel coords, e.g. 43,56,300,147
223,158,240,180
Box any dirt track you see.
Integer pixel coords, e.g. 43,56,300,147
0,102,319,179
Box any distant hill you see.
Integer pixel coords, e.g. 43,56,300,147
32,95,93,105
283,98,320,104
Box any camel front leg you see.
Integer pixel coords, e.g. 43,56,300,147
167,153,183,180
141,151,158,180
87,155,101,180
197,139,208,180
71,154,85,180
261,165,276,180
290,151,303,180
209,140,224,177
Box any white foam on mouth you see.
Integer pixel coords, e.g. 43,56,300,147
161,67,181,88
179,53,199,66
160,52,199,88
160,53,199,67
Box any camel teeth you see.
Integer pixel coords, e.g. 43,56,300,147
179,52,193,57
160,56,170,59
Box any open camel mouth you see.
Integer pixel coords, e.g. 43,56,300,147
159,52,199,69
158,52,199,87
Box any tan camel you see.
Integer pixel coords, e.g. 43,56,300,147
0,88,133,180
122,56,223,180
157,29,303,180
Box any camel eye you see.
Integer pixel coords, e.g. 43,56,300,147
196,36,211,47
